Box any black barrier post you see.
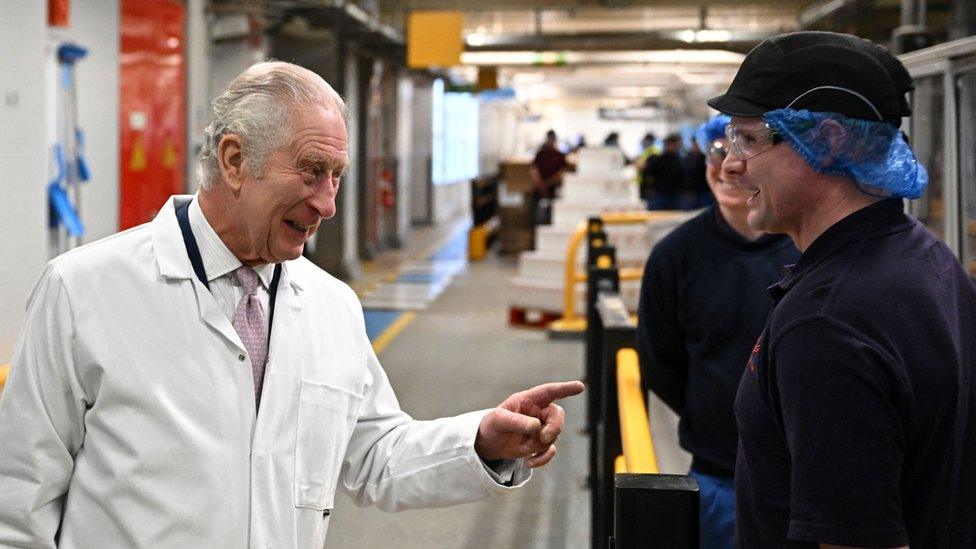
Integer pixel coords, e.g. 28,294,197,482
612,474,700,549
586,249,618,430
585,247,619,549
596,299,634,549
586,250,620,491
591,292,633,549
584,245,615,430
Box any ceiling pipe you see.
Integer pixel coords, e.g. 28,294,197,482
798,0,858,28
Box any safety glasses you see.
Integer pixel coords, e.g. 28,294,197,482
724,123,783,160
706,140,728,165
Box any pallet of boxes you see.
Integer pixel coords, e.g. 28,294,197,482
508,147,690,330
496,157,536,255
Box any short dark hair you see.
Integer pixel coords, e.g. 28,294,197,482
546,130,557,140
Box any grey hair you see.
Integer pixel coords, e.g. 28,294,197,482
197,61,347,190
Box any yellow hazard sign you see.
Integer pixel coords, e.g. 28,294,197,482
162,137,177,169
130,134,147,171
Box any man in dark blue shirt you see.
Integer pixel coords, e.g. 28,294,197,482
637,115,799,549
708,31,976,548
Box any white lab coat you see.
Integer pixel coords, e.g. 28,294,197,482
0,196,529,548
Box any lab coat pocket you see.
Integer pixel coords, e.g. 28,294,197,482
294,379,362,510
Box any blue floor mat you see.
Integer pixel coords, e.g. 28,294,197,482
396,272,451,285
364,309,405,342
428,227,469,261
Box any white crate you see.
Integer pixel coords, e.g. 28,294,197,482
551,200,646,227
560,173,639,203
509,277,642,315
516,251,571,280
534,224,578,254
576,147,625,177
510,276,583,314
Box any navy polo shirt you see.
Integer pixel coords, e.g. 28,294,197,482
734,199,976,548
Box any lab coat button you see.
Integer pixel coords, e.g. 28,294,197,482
238,354,246,361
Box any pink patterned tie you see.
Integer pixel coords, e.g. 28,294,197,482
233,266,268,409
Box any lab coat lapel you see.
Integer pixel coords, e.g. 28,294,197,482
151,195,245,352
270,261,304,351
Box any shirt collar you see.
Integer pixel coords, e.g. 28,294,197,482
769,198,907,299
188,197,275,289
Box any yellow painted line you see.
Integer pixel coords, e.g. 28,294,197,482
0,364,9,394
372,311,417,355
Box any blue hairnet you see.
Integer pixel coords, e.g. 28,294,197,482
695,114,731,150
763,108,927,199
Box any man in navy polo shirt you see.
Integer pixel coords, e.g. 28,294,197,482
708,31,976,548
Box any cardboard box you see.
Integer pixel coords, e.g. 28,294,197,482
501,159,535,193
498,204,534,231
499,228,534,254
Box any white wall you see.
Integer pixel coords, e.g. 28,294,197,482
432,181,470,224
210,16,266,101
185,0,210,192
0,0,119,363
342,48,361,278
410,81,433,224
518,105,676,159
0,0,48,363
395,72,413,241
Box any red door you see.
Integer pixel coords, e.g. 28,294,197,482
119,0,185,230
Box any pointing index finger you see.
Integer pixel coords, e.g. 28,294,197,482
522,381,585,407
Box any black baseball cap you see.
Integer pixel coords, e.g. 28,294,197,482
708,31,914,126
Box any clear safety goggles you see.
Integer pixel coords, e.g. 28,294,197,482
706,140,728,165
724,123,783,160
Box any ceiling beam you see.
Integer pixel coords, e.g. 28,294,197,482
404,0,806,10
465,30,776,54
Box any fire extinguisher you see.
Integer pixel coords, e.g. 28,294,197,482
379,169,395,209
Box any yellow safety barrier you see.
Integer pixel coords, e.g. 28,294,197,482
468,216,500,261
616,348,659,474
0,364,9,395
549,211,683,334
615,454,627,474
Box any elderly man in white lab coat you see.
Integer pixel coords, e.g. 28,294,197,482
0,62,583,548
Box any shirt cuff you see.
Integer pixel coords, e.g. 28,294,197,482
480,457,518,485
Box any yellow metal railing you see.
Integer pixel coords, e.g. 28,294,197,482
615,348,659,474
0,364,9,395
549,211,683,334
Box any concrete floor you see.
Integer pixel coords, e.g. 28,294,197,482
326,237,690,548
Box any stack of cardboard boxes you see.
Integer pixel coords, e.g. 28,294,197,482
496,158,537,254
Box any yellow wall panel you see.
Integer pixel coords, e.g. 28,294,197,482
408,11,463,69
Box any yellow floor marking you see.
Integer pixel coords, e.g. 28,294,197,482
372,312,417,355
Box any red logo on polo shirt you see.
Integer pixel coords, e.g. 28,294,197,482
747,334,764,372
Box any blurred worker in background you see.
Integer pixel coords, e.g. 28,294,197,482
530,129,568,225
637,114,799,549
635,132,659,203
710,31,976,547
602,131,630,165
643,133,685,210
681,134,713,209
0,61,584,547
